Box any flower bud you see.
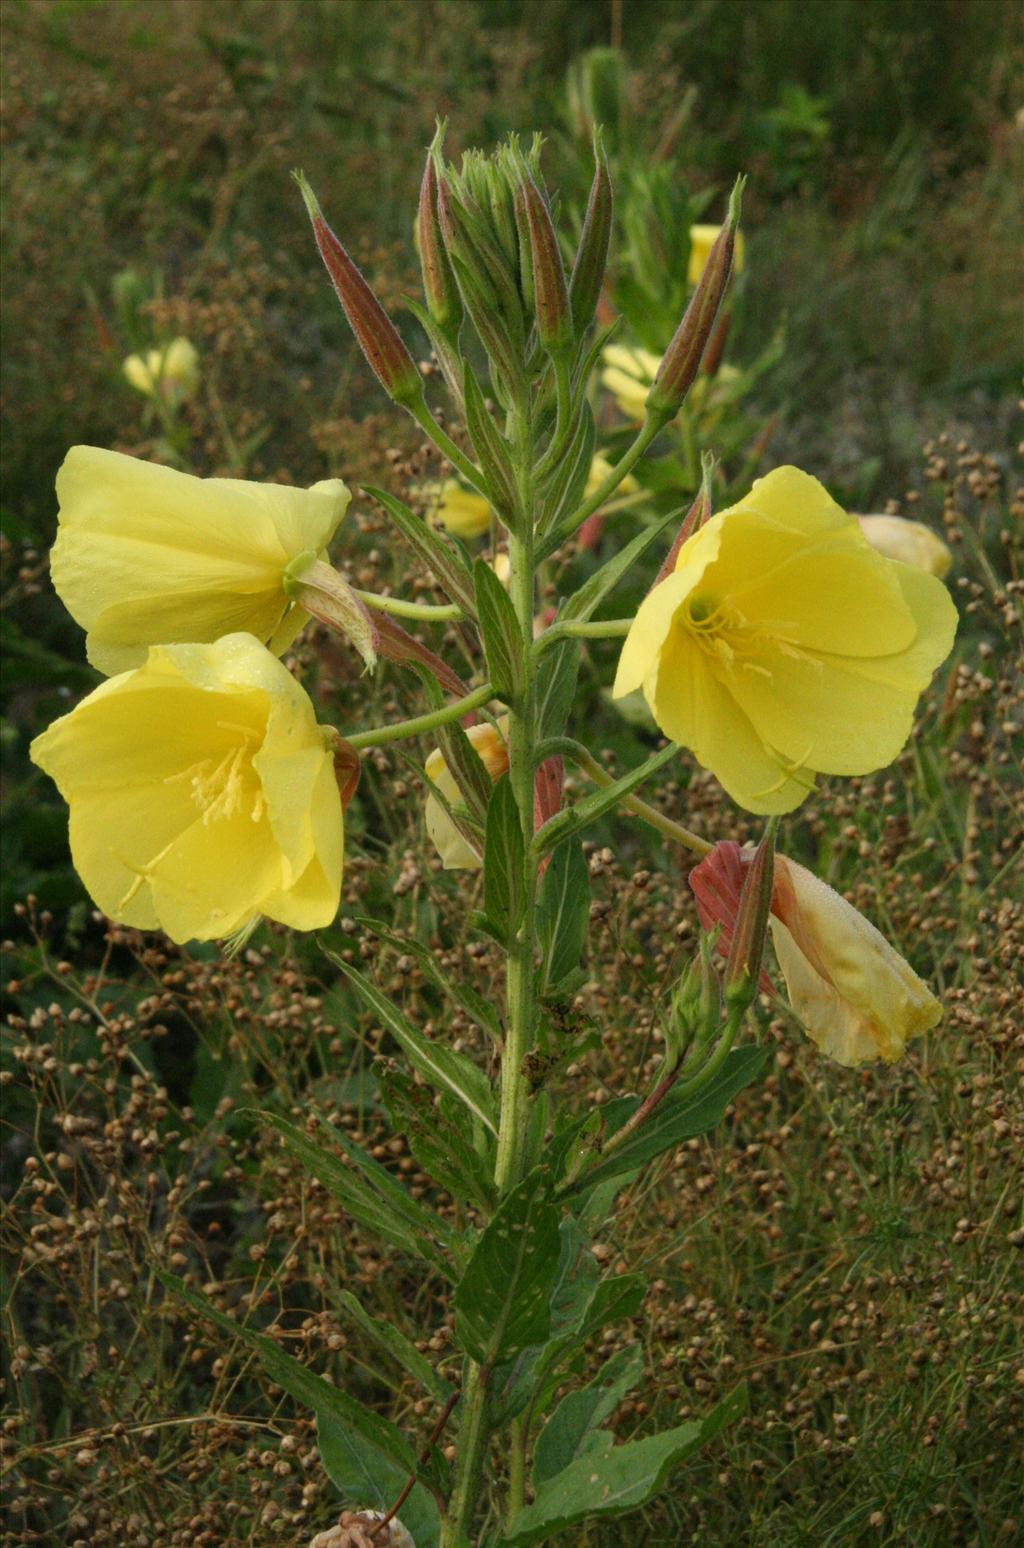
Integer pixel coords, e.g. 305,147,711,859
670,932,721,1065
418,140,463,339
723,819,775,1011
646,177,744,422
688,223,746,288
425,718,509,869
569,134,613,337
283,555,378,671
856,514,952,578
518,166,572,354
122,337,199,401
295,172,423,407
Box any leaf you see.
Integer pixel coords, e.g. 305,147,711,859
324,951,496,1135
579,1045,769,1192
317,1414,441,1548
538,401,596,548
536,837,590,995
379,1065,497,1213
257,1110,454,1274
462,364,518,523
454,1170,560,1364
535,742,679,856
363,483,475,616
349,918,503,1041
483,774,525,941
336,1290,452,1403
562,506,680,621
532,1344,646,1488
474,556,522,699
504,1386,748,1545
155,1270,432,1488
534,634,580,740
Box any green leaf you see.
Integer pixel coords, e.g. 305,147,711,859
454,1170,560,1364
505,1386,748,1545
538,401,596,547
363,483,476,616
579,1045,769,1192
336,1290,451,1403
535,634,580,740
532,1344,646,1488
535,742,679,856
537,837,590,995
324,952,497,1135
562,506,679,622
483,773,525,941
155,1270,434,1489
349,918,503,1041
462,364,518,523
379,1065,497,1213
474,556,522,698
256,1110,455,1274
317,1414,441,1548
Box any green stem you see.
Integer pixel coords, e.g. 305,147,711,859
356,590,462,622
345,682,494,749
534,617,633,655
507,1416,528,1525
546,408,667,549
443,1364,492,1548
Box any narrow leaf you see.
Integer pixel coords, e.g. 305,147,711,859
483,773,525,940
325,952,496,1133
454,1170,560,1364
380,1065,498,1213
462,365,518,522
337,1290,451,1403
363,483,476,616
474,556,522,698
535,634,580,740
350,918,503,1041
535,742,679,856
537,837,590,994
562,506,680,621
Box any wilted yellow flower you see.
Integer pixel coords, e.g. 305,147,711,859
614,466,957,814
857,514,952,578
122,337,199,399
30,633,343,945
427,480,493,540
50,446,350,675
600,344,662,421
770,856,941,1065
424,718,509,870
688,224,746,287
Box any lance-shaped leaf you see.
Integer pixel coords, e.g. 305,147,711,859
462,366,518,524
483,773,525,940
336,1289,452,1404
534,741,679,856
575,1045,769,1192
538,402,595,546
535,634,580,739
504,1386,747,1545
474,556,522,699
380,1064,498,1213
537,836,589,994
532,1344,645,1488
257,1109,456,1273
155,1270,435,1490
363,484,476,617
454,1169,560,1364
324,951,497,1135
318,1415,441,1548
350,917,503,1042
561,505,680,622
284,558,379,670
375,610,468,700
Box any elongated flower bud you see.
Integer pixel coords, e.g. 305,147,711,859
418,148,462,338
670,932,721,1066
724,818,775,1010
294,171,423,406
519,169,572,353
646,177,744,421
569,133,612,337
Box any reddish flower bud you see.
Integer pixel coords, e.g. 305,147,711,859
518,170,572,354
418,148,462,338
689,840,775,997
294,172,423,406
646,177,744,421
569,134,613,337
723,819,775,1009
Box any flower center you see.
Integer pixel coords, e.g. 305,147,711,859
166,720,265,826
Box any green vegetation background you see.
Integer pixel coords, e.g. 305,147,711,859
2,3,1021,1546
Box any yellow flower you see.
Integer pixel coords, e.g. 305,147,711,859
122,337,199,399
857,514,952,578
600,344,662,422
614,466,957,814
427,480,493,541
688,224,746,288
770,856,941,1065
424,718,509,870
584,453,639,500
50,446,350,675
30,633,343,945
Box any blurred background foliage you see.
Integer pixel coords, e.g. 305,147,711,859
1,3,1022,1546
